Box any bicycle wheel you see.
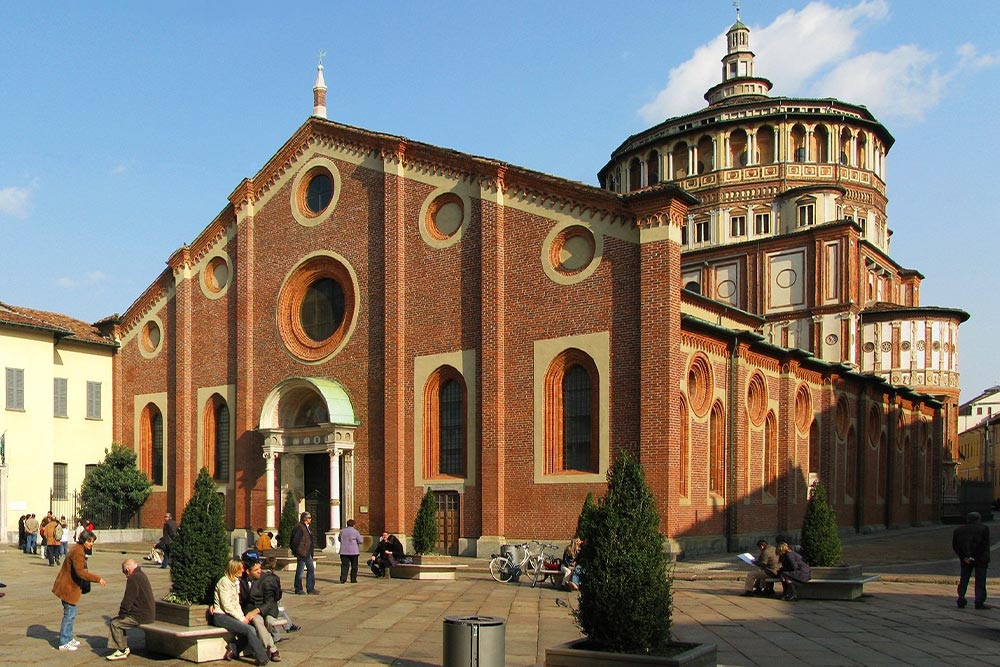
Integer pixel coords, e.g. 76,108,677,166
489,556,514,583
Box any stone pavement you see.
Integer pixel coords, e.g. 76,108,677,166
0,521,998,666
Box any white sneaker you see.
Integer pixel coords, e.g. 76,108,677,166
106,648,129,661
58,643,78,651
69,639,81,647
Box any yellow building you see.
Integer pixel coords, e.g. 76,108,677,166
0,303,116,542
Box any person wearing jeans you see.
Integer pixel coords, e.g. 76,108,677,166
212,559,269,665
51,530,106,651
289,512,318,595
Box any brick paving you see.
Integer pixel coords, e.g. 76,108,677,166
0,521,997,666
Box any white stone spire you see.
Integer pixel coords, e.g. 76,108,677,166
313,51,327,119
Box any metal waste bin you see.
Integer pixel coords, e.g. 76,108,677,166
233,536,247,560
443,615,505,667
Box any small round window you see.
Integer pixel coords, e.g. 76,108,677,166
305,172,333,214
142,321,161,354
204,256,230,294
550,226,596,276
300,277,345,342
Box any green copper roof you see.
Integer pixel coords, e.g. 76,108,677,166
307,377,359,425
729,20,748,32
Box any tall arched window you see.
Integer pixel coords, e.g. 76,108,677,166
214,403,230,481
439,379,463,476
672,142,689,179
140,404,164,486
878,433,888,500
901,436,911,500
629,158,643,191
647,150,660,185
544,349,599,474
710,402,726,496
763,411,778,497
202,395,230,481
422,366,467,478
809,421,820,477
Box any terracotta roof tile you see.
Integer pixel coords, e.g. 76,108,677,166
0,302,116,347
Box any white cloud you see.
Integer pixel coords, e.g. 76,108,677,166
110,163,129,175
0,185,33,219
55,272,108,289
957,43,999,69
812,46,949,121
640,1,891,121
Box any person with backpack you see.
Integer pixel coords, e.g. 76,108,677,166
44,517,63,566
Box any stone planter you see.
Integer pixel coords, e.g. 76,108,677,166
411,554,451,565
546,639,716,667
810,565,862,579
154,600,211,627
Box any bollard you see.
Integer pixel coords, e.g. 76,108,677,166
233,536,247,560
443,615,505,667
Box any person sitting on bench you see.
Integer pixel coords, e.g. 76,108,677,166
368,533,404,577
743,539,780,596
776,542,811,602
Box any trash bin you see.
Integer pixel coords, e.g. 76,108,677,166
443,615,505,667
233,536,247,560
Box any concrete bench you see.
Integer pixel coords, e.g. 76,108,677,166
764,573,880,600
141,621,230,663
142,616,288,663
386,563,467,580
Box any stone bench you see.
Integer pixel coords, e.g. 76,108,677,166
142,617,287,663
386,563,467,580
765,570,880,600
141,621,230,663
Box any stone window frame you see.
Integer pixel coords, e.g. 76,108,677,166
414,351,477,490
421,365,468,480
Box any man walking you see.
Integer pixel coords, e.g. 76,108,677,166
954,511,991,609
160,513,178,569
289,512,318,595
106,559,155,660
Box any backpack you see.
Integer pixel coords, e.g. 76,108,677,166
263,571,283,601
54,523,64,541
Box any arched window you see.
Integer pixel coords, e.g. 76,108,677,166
545,350,599,474
422,366,467,478
839,128,852,165
202,395,230,482
812,124,829,163
140,403,164,486
757,126,775,164
856,133,867,169
629,158,643,191
697,135,714,174
902,436,911,500
679,396,690,498
791,124,806,162
729,129,748,167
672,142,689,179
809,420,820,478
214,403,230,481
764,411,778,497
878,433,888,500
647,151,660,185
710,402,726,496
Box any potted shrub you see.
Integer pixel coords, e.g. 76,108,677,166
799,481,865,583
411,488,447,563
156,467,230,627
276,489,299,550
546,454,716,667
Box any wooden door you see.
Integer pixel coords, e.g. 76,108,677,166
434,491,460,555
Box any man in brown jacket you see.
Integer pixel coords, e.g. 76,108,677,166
43,517,61,566
106,559,155,660
52,530,106,651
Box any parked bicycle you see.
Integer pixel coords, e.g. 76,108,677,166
489,541,562,587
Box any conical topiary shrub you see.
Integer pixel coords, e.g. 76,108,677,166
277,488,298,548
800,481,842,567
168,468,230,605
574,453,672,654
412,488,438,555
575,492,597,542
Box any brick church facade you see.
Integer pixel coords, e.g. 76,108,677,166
110,18,960,556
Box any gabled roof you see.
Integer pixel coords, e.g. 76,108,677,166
0,302,117,348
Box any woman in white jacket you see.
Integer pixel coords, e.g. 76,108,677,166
210,559,269,665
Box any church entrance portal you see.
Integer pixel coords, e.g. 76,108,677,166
304,454,331,549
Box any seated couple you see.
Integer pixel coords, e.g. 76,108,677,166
744,539,812,601
368,532,405,577
210,556,301,665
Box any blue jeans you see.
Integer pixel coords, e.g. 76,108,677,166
59,601,77,646
25,533,36,554
211,613,267,663
295,555,315,593
958,561,988,606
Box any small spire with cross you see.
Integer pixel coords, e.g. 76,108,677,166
733,0,741,22
313,50,328,119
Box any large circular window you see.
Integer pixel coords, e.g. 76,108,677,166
277,254,358,362
304,172,333,214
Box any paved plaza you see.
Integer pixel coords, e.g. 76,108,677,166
0,523,997,666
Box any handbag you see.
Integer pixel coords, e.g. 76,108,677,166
80,579,91,595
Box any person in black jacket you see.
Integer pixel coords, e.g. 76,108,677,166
367,532,405,577
159,513,177,569
953,511,991,609
776,542,811,601
289,512,317,595
239,558,281,662
105,559,155,661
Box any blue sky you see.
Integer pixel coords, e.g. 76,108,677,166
1,1,996,398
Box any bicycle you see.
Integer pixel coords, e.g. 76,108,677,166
489,541,562,588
